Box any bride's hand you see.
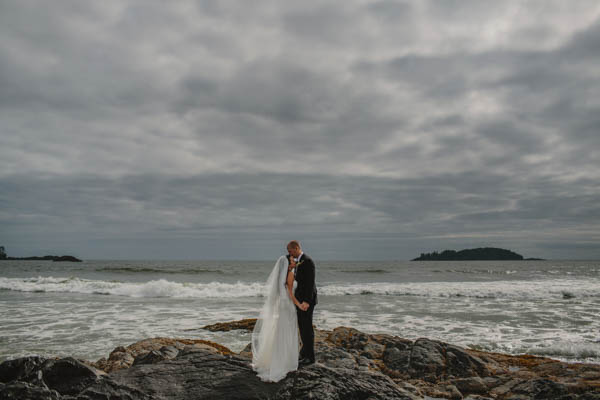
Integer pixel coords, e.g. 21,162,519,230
288,256,296,271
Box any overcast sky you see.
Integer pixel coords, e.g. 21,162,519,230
1,1,599,260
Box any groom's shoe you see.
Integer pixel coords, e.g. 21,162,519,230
299,358,315,366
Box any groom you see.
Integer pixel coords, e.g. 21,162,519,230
287,240,318,366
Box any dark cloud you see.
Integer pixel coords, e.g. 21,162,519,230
1,0,599,259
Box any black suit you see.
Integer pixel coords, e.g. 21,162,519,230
294,253,317,362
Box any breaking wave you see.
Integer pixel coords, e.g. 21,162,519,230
0,276,264,298
1,276,598,300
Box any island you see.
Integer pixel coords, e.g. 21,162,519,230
412,247,539,261
0,246,82,262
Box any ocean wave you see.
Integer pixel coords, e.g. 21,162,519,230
1,276,598,300
341,269,390,274
524,342,600,360
0,276,265,298
432,268,518,275
319,280,600,300
95,267,226,274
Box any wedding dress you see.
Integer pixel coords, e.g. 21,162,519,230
251,255,299,382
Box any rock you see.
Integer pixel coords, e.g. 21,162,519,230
105,349,135,372
383,345,411,376
445,344,488,378
132,345,180,366
445,384,463,399
361,342,385,359
317,346,358,370
238,342,252,360
451,376,489,395
0,355,49,383
202,318,257,332
0,356,105,398
132,350,167,367
3,323,600,399
275,363,421,400
159,345,180,359
397,381,423,397
91,337,231,373
580,394,600,400
36,357,105,396
0,380,62,400
408,338,447,379
106,348,419,400
73,376,155,400
508,378,570,399
379,337,489,381
490,378,523,397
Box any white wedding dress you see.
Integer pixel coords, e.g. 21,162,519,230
251,255,299,382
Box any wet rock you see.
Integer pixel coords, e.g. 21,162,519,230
91,337,231,373
451,376,489,395
0,356,105,398
274,363,421,400
0,380,62,400
37,357,105,396
238,342,252,359
132,345,180,366
508,378,570,399
383,344,411,371
108,347,419,400
3,323,600,399
202,318,257,332
380,337,489,381
132,350,167,367
445,344,488,378
105,348,135,372
0,355,49,383
408,338,447,379
490,378,524,397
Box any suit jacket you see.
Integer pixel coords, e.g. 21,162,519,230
294,253,318,306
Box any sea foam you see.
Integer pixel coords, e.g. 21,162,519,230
0,276,265,298
0,276,598,300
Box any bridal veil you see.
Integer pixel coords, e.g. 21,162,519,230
251,255,299,382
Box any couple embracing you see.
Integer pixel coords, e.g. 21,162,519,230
251,240,318,382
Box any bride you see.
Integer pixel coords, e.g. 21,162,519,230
251,254,300,382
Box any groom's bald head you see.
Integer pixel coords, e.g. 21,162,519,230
287,240,301,250
287,240,302,257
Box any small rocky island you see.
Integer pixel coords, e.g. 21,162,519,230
0,246,81,262
1,319,598,399
412,247,543,261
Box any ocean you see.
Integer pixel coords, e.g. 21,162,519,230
1,259,599,364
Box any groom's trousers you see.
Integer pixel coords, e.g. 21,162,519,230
297,303,315,362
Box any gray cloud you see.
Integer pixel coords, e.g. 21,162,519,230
1,0,599,259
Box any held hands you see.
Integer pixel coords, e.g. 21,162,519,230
299,302,309,311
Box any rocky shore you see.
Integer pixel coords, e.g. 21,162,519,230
1,320,599,399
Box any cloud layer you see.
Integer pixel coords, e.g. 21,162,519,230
1,0,599,259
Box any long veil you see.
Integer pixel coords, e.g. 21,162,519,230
251,255,299,382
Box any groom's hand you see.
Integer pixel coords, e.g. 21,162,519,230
300,302,309,311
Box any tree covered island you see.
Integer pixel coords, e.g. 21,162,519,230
0,246,81,262
412,247,532,261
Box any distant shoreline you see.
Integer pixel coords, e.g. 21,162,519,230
0,255,82,262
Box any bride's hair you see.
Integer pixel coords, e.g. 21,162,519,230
287,240,301,249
